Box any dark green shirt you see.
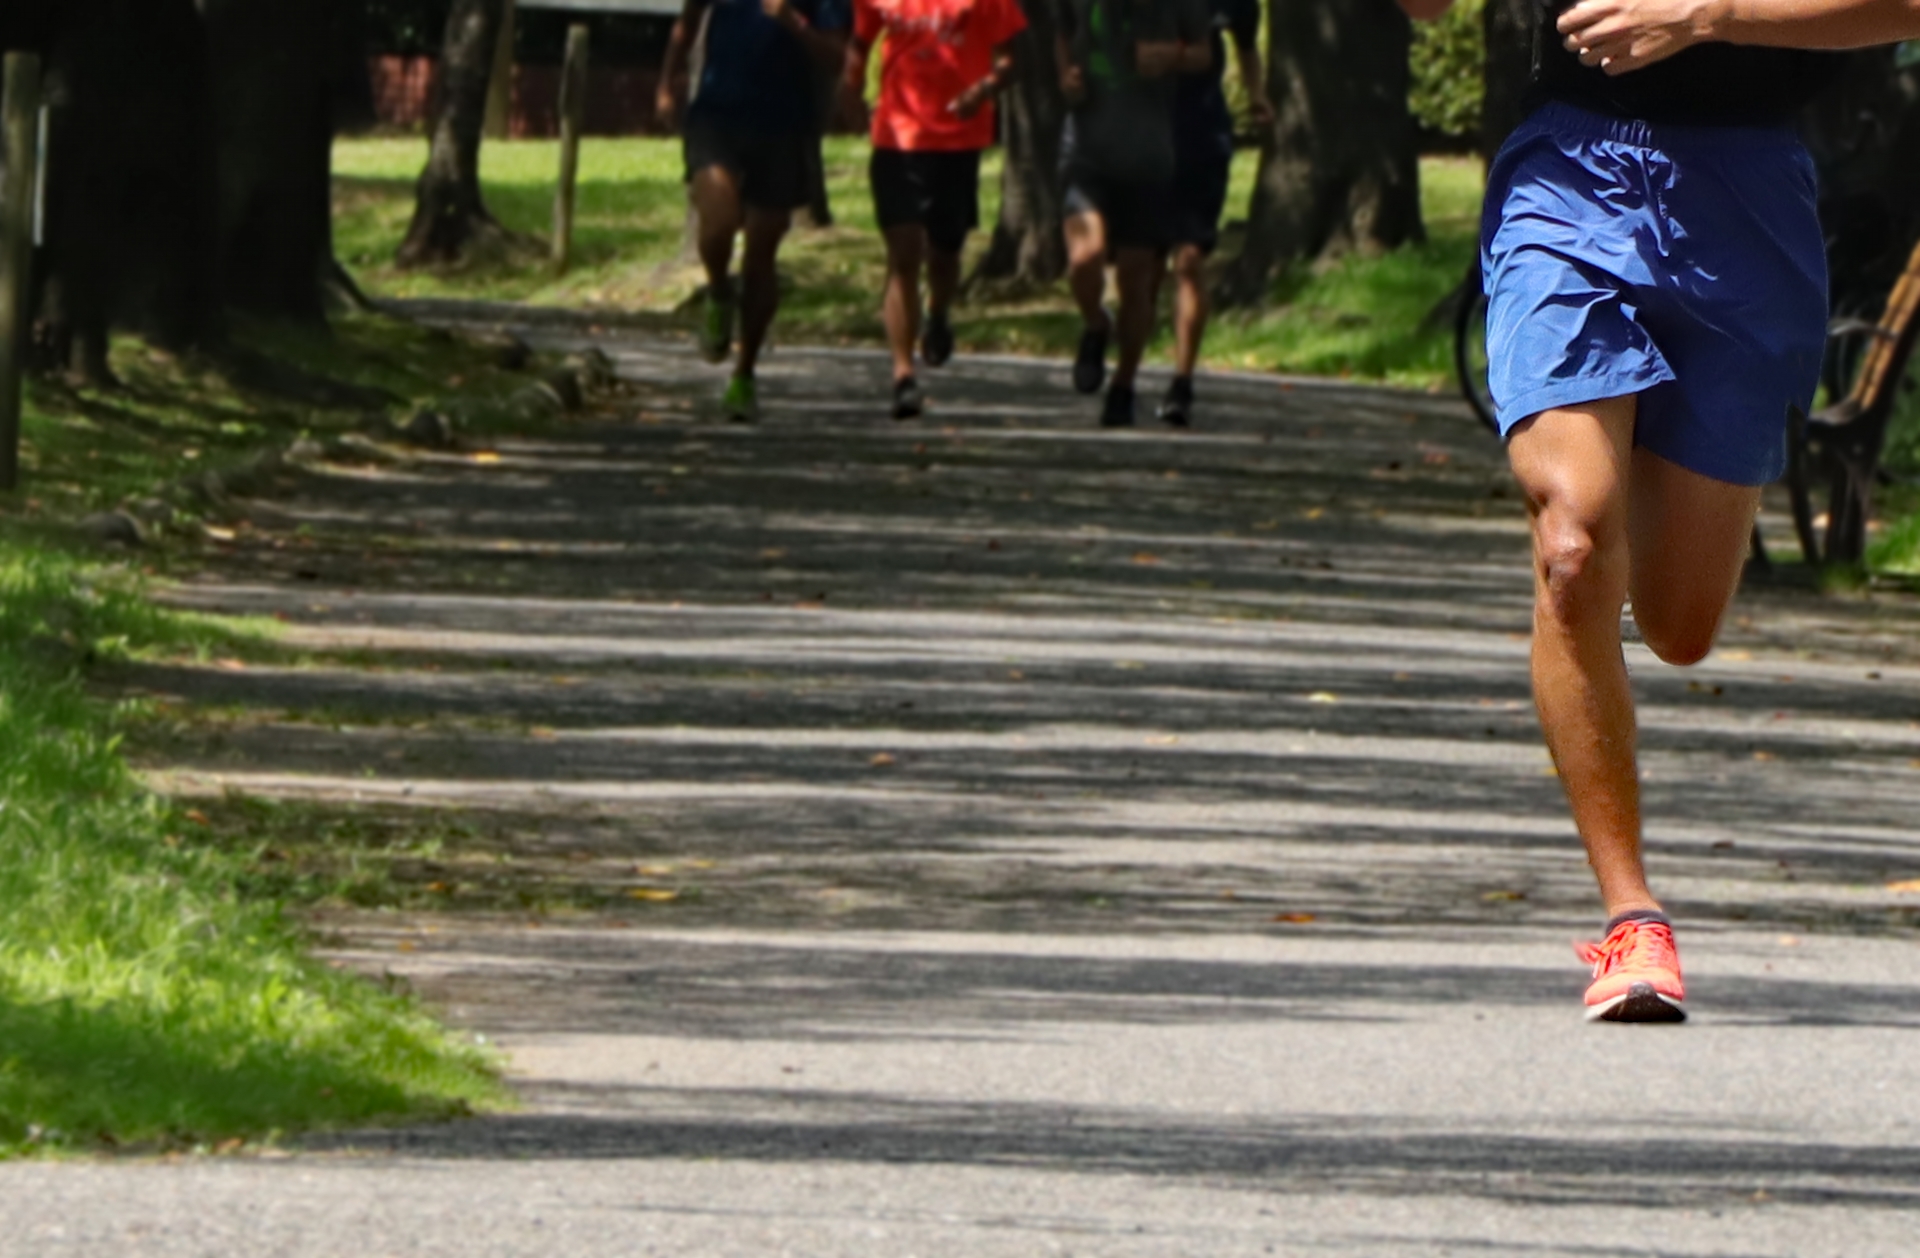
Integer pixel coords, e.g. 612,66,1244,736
1064,0,1209,183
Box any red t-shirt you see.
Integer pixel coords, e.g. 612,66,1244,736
855,0,1028,152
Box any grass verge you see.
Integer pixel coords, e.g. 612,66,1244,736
333,135,1482,388
0,321,525,1156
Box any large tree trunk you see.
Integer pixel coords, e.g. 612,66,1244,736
1225,0,1423,304
1481,0,1535,160
972,5,1066,286
397,0,513,267
201,0,343,324
35,0,221,380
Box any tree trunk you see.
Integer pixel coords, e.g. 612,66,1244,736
972,5,1066,286
35,0,221,378
1226,0,1423,304
397,0,513,267
1481,0,1535,159
201,0,341,324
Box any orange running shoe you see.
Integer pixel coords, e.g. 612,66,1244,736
1576,914,1687,1023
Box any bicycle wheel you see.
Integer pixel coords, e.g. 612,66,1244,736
1453,260,1499,436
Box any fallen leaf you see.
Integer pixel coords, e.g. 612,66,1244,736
637,864,675,876
473,451,502,464
1719,650,1754,662
1007,669,1026,681
1147,735,1180,746
426,881,452,894
215,658,248,671
185,809,210,826
1778,935,1801,947
760,547,788,560
1273,912,1317,924
685,859,717,870
1131,552,1162,565
1304,507,1325,521
530,726,557,740
628,888,679,903
1481,890,1526,902
869,752,897,767
1752,750,1776,762
1888,879,1920,894
1307,691,1339,704
203,525,236,542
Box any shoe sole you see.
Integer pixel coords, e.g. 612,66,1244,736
1586,981,1686,1023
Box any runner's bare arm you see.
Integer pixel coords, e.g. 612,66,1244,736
762,0,849,71
1560,0,1920,73
844,35,870,93
657,0,713,128
1058,34,1087,102
948,41,1019,118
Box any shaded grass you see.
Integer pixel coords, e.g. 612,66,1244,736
12,312,537,527
0,547,503,1155
0,318,546,1155
333,136,1480,387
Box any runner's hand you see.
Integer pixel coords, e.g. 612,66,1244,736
1246,93,1275,128
1134,41,1183,78
655,83,679,131
1061,62,1086,103
1556,0,1719,74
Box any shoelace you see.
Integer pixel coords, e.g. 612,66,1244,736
1574,919,1677,979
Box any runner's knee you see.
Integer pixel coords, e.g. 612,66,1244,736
1534,504,1624,623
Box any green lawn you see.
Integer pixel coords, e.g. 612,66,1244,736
0,542,505,1154
0,319,533,1156
334,136,1482,388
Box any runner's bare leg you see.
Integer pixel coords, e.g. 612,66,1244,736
1064,211,1111,335
737,206,792,378
881,224,926,383
690,166,744,302
1508,396,1760,917
1170,243,1208,378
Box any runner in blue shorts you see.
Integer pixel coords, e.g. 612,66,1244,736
1401,0,1920,1021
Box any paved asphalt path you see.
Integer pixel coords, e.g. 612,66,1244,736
8,317,1920,1256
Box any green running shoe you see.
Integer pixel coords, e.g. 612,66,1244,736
722,374,759,424
699,287,734,364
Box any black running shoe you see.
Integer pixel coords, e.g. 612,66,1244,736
921,311,955,368
1100,382,1136,428
1157,375,1194,428
892,375,925,420
1073,315,1110,395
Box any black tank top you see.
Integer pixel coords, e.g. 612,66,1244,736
1529,0,1843,126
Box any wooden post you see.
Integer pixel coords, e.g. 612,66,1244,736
0,54,44,493
484,0,517,139
552,24,590,273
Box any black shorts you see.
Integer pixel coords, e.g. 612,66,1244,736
870,148,982,255
684,114,814,212
1062,166,1172,253
1168,152,1231,254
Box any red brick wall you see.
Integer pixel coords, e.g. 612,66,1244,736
366,56,668,137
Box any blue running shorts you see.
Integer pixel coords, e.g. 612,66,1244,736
1481,101,1828,485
